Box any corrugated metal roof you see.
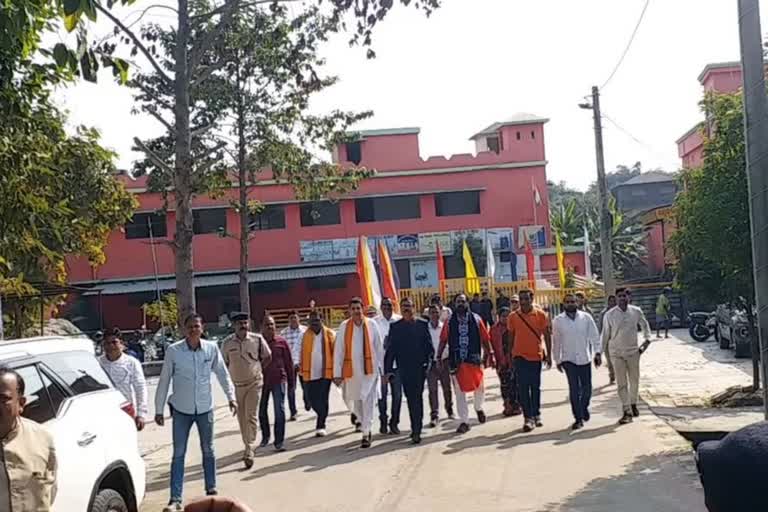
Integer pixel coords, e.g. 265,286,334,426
84,264,356,295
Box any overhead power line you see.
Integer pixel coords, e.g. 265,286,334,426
600,0,651,90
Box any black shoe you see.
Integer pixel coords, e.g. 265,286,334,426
477,410,487,424
350,413,357,426
534,416,543,428
456,422,470,434
304,402,312,412
259,438,270,448
289,414,298,422
379,422,388,435
389,424,401,435
411,432,422,444
361,434,372,448
244,457,254,470
355,422,362,433
619,413,634,425
274,443,286,452
609,376,616,385
571,420,584,431
428,419,437,428
583,410,591,423
523,419,534,433
631,404,640,417
206,489,218,496
447,408,455,420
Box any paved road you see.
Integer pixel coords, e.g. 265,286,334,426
139,365,705,512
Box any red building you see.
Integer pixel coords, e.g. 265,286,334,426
65,114,585,329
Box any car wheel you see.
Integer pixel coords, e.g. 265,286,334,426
91,489,128,512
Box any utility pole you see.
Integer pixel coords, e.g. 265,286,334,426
580,87,616,295
738,0,768,418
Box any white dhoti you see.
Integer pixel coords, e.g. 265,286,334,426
335,319,385,436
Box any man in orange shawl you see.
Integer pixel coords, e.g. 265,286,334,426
334,297,385,448
300,311,336,438
438,293,494,434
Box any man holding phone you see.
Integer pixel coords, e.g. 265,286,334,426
601,288,651,425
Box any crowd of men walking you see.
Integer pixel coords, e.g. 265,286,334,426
140,286,659,510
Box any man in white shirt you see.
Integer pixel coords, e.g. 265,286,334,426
334,298,385,448
280,311,308,420
374,297,403,435
299,311,336,437
426,304,453,426
98,327,148,431
601,287,652,425
552,294,601,430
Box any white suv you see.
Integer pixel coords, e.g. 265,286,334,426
0,336,146,512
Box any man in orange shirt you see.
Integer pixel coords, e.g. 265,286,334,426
507,289,552,432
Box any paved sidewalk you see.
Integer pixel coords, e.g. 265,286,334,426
639,328,752,408
638,328,762,435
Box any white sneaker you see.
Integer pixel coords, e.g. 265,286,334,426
316,428,327,437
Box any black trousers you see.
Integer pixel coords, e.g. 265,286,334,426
379,368,403,427
305,379,332,429
562,362,592,422
515,357,542,420
401,370,426,436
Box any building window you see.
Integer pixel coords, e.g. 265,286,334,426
307,275,348,290
300,201,341,227
249,205,286,231
516,131,521,141
346,141,362,165
435,191,481,217
486,135,502,154
193,208,227,235
125,212,167,239
531,131,536,139
355,195,421,223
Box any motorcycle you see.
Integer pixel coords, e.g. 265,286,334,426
689,312,716,342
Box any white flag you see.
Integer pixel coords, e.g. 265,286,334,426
583,226,592,281
486,237,496,280
533,183,542,205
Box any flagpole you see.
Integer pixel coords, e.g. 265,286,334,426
531,176,538,226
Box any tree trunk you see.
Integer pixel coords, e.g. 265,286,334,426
236,67,250,315
174,0,195,327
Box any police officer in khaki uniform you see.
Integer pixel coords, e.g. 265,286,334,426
221,313,271,469
0,366,57,511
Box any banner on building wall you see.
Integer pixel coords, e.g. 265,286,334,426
451,229,487,248
332,238,357,260
300,240,334,262
417,232,453,255
395,234,420,256
409,259,439,289
518,225,546,249
487,228,514,252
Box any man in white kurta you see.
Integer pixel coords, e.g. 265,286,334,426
334,298,385,448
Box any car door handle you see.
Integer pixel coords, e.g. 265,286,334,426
78,432,97,447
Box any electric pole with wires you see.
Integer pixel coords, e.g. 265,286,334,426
737,0,768,418
580,87,616,295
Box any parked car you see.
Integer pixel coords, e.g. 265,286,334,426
0,336,146,512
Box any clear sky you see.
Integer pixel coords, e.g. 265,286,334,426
55,0,767,191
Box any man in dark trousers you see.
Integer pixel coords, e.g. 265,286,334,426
384,298,434,444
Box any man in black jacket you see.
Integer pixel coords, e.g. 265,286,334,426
384,298,434,444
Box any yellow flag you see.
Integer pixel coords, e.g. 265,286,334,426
556,232,566,288
463,240,480,295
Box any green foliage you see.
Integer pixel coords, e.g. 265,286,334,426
0,0,137,337
143,293,179,330
671,91,753,306
547,167,650,281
